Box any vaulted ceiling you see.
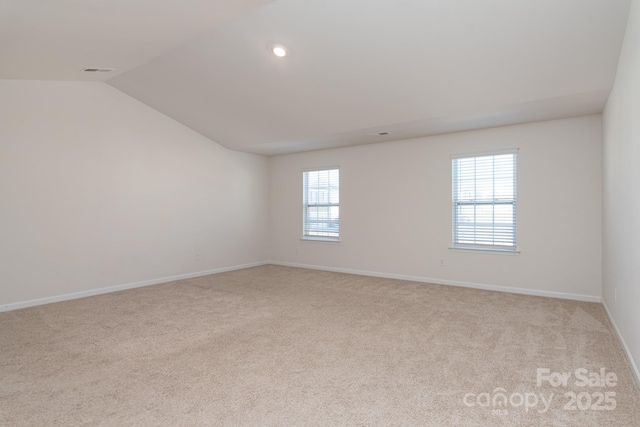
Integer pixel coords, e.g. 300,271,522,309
1,0,631,155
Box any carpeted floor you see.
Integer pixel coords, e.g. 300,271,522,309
0,265,639,426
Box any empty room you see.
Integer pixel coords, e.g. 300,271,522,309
1,0,640,425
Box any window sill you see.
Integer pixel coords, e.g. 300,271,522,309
449,246,520,255
301,237,341,243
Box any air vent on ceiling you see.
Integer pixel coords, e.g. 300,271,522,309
366,131,392,137
81,68,116,73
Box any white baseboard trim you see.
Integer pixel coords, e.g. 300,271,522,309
602,301,640,389
1,259,601,309
0,261,269,313
268,261,602,303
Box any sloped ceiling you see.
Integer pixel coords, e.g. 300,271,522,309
0,0,273,81
1,0,632,155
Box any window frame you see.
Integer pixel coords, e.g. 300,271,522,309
451,149,519,253
302,167,340,242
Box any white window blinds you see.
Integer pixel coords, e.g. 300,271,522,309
303,168,340,240
452,151,517,251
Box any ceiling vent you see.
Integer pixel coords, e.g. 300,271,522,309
81,68,116,73
366,131,392,137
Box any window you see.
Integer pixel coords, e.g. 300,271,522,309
303,168,339,240
452,150,517,251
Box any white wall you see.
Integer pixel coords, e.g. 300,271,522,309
0,80,269,307
270,116,602,300
602,0,640,379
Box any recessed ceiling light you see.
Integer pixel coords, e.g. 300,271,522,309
272,46,287,58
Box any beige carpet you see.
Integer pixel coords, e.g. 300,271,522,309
1,265,639,426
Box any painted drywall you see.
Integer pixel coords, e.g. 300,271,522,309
0,80,269,306
602,0,640,379
270,116,602,299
